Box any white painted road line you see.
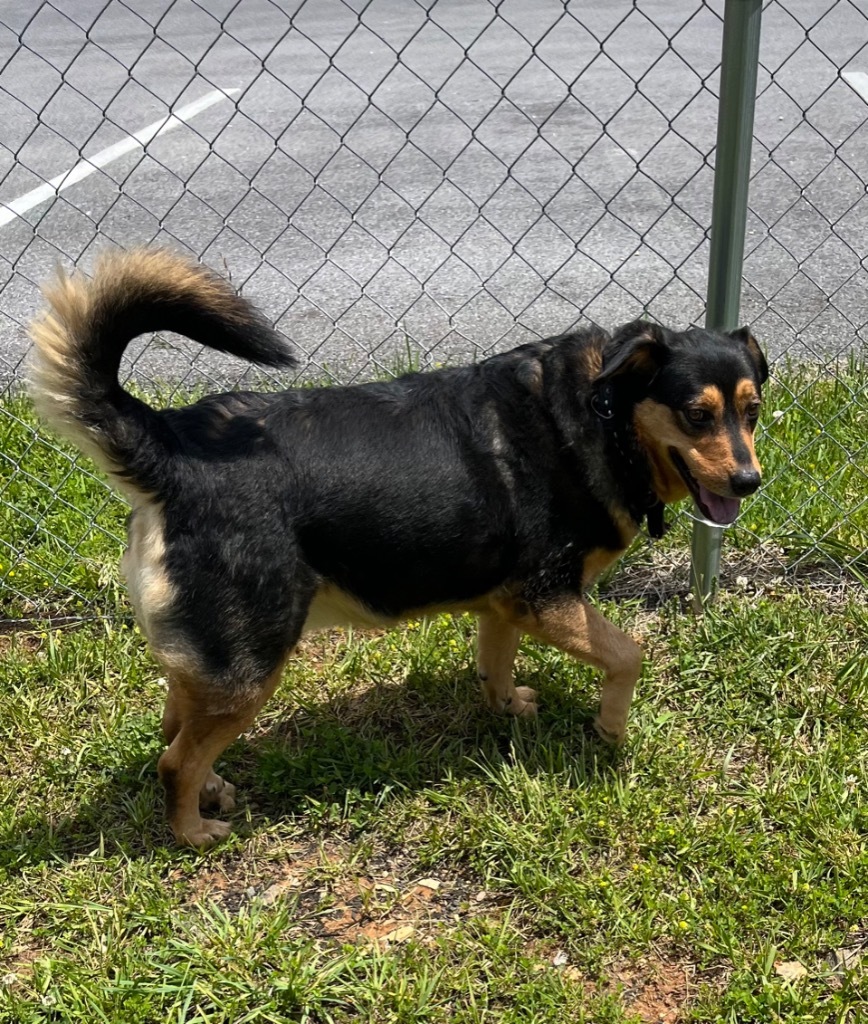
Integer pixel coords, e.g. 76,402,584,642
842,71,868,105
0,87,240,228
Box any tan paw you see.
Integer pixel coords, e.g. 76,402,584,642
483,685,537,716
175,817,233,849
199,772,237,813
508,686,539,717
592,715,626,746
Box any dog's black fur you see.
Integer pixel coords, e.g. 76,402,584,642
30,249,767,846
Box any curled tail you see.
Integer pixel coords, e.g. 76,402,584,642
29,247,295,494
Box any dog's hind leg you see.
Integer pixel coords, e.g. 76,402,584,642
157,662,286,847
162,687,236,813
499,597,642,744
476,612,538,717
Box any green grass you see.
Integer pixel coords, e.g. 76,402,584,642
0,398,127,618
1,364,867,1021
732,359,868,571
1,599,867,1021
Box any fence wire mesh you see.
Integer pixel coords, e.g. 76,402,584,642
0,0,865,618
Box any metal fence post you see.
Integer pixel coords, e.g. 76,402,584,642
691,0,763,609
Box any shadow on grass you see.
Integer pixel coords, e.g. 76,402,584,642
247,663,620,821
2,661,621,869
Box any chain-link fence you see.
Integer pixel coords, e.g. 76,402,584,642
0,0,866,618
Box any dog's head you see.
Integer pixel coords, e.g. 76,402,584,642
594,320,768,526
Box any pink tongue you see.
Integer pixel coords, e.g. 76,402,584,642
698,484,741,525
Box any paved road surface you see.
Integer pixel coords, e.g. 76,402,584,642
0,0,866,391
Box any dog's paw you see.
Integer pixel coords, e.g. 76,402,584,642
484,685,539,717
591,715,625,746
508,686,539,718
176,817,233,849
199,772,237,813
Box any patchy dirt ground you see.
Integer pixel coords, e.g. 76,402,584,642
181,837,510,951
180,838,732,1022
605,959,727,1024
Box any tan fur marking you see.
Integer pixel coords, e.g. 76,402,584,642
303,587,543,720
29,248,254,500
479,400,515,490
300,583,644,740
29,269,125,479
515,359,543,394
734,377,763,465
582,344,604,379
689,432,740,486
158,659,287,847
161,687,237,811
695,384,724,417
302,584,398,633
734,378,760,412
87,249,250,328
302,582,496,635
692,382,762,485
736,395,761,475
476,613,536,717
582,547,625,591
610,503,640,548
632,400,691,501
122,500,176,650
633,397,761,501
498,596,643,744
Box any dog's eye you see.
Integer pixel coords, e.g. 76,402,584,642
746,401,761,422
684,407,713,426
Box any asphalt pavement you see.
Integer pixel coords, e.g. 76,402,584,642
0,0,866,392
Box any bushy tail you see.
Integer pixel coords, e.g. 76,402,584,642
29,247,295,493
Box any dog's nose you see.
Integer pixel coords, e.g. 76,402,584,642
730,468,761,497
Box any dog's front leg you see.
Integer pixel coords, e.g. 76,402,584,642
476,612,538,717
516,598,643,744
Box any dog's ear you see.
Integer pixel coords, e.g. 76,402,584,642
728,326,768,385
596,321,669,385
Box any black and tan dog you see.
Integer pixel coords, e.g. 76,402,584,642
29,249,767,847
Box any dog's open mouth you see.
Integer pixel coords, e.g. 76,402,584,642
669,449,741,526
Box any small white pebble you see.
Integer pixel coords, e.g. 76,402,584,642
736,576,749,588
